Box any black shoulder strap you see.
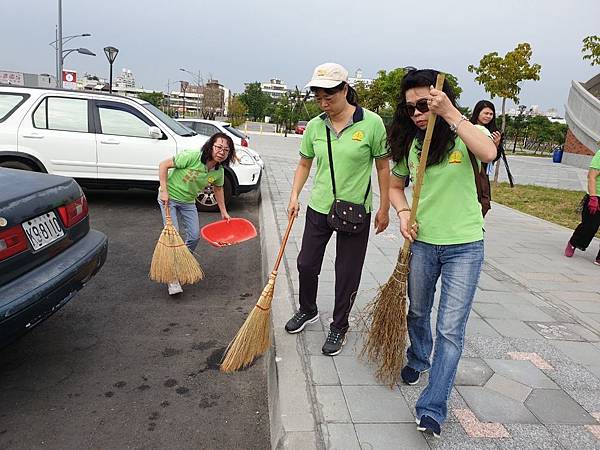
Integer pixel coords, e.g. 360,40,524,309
467,150,484,200
326,127,371,203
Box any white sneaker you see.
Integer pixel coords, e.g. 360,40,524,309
168,281,183,295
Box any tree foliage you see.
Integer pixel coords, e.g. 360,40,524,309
468,43,541,133
503,114,567,155
238,82,272,121
582,35,600,66
228,95,247,127
137,91,163,108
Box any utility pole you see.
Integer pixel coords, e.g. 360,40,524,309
57,0,63,87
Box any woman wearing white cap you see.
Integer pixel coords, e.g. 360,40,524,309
284,62,391,356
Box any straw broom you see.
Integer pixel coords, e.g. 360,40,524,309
362,73,446,386
220,214,295,372
149,201,204,285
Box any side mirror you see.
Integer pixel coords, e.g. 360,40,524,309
149,126,163,139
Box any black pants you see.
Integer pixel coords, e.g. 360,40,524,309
297,206,370,332
570,195,600,257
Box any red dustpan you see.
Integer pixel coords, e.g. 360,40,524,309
201,218,258,247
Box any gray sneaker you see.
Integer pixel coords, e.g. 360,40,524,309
322,329,347,356
285,311,319,333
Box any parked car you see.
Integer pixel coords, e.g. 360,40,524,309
295,121,308,135
0,168,108,346
177,119,264,169
0,86,262,212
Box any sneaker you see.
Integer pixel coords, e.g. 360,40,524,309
321,328,347,356
401,366,421,385
168,281,183,295
416,415,441,438
285,310,319,334
564,242,575,257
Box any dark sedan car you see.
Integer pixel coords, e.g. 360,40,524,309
0,168,108,346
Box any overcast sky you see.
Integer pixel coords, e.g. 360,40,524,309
2,0,599,114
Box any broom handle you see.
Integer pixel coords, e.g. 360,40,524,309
402,73,446,254
273,215,296,272
163,199,173,224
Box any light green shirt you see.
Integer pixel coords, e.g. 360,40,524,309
167,150,224,203
590,150,600,196
300,107,389,214
392,134,489,245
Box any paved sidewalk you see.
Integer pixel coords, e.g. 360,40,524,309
255,135,600,450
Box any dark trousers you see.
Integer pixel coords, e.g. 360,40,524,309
297,206,370,332
570,195,600,256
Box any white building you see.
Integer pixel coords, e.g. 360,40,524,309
260,78,289,99
348,69,373,87
115,68,136,89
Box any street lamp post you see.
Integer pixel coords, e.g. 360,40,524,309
180,68,202,117
103,46,119,94
179,81,189,118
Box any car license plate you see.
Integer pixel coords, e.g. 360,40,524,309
22,211,65,251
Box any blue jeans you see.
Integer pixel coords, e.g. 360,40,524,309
157,197,200,252
406,240,484,425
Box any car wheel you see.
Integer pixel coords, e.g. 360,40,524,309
195,177,233,212
0,160,35,171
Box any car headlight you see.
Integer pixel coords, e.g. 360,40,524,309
237,150,256,165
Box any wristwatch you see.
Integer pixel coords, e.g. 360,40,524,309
450,115,468,133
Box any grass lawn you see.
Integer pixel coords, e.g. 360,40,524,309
493,182,599,238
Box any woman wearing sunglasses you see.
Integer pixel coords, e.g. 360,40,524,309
157,132,235,295
388,69,496,437
285,62,391,356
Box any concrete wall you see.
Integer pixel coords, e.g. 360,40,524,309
564,75,600,165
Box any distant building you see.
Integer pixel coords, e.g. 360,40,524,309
0,70,55,88
348,69,373,87
114,68,136,89
260,78,289,99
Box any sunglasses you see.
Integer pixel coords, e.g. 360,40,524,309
405,99,429,116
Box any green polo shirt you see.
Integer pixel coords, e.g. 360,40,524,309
299,107,389,214
590,150,600,196
392,131,491,245
167,150,224,203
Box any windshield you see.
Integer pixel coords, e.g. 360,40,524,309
141,103,196,136
223,125,246,139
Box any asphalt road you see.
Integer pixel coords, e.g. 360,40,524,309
0,188,269,449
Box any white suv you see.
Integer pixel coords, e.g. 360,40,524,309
0,86,262,211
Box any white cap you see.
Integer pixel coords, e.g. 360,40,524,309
304,63,349,89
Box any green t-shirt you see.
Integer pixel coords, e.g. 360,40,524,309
167,150,224,203
590,150,600,196
392,135,488,245
299,107,390,214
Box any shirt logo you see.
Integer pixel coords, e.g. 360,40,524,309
182,169,201,184
449,150,463,164
207,176,215,185
352,131,364,141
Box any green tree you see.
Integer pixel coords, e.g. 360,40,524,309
228,95,247,127
238,82,272,121
468,42,541,133
582,35,600,66
137,91,163,108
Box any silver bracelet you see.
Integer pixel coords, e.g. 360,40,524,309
450,115,468,133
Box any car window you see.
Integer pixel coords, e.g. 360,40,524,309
223,125,246,139
141,103,195,136
195,123,212,136
0,93,29,122
33,97,88,132
205,124,219,136
98,106,151,138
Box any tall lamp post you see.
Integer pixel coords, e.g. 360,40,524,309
50,31,91,87
179,81,189,118
180,68,202,117
103,46,119,94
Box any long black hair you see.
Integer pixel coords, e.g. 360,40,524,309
310,81,359,106
470,100,500,134
200,132,236,166
388,69,457,167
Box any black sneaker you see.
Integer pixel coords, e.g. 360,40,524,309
401,366,421,385
416,415,441,438
321,328,347,356
285,310,319,334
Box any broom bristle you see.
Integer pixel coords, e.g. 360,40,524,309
220,277,276,372
361,256,409,387
149,223,204,284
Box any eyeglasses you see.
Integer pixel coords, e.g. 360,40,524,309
213,144,230,154
405,99,429,117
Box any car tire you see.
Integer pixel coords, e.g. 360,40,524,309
0,160,35,171
195,176,233,212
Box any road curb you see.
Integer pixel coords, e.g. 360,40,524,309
258,176,322,450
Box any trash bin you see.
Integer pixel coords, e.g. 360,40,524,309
552,147,563,163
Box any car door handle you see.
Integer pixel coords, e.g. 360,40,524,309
100,139,120,145
22,133,45,139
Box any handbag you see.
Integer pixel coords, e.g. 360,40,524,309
325,127,370,234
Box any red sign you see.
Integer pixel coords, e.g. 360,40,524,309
62,70,77,83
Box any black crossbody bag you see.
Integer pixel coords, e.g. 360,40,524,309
325,127,370,234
